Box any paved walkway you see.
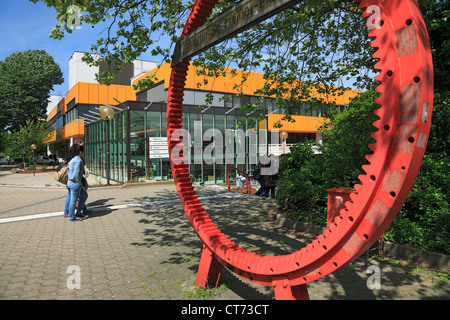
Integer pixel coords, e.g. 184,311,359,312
0,164,449,301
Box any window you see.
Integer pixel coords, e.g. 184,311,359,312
65,108,77,124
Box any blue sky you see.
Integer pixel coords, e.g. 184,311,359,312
0,0,159,96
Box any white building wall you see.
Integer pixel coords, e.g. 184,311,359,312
47,94,63,114
133,60,157,84
69,51,99,90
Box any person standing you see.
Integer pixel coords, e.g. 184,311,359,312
253,159,265,196
262,154,279,198
64,144,88,221
74,138,91,214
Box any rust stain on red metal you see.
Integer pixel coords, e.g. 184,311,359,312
381,168,406,195
365,199,390,228
396,25,418,57
401,83,422,124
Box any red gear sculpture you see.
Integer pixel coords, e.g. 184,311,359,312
166,0,434,300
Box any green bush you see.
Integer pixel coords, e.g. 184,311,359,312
386,95,450,254
276,143,327,225
386,154,450,254
276,90,380,225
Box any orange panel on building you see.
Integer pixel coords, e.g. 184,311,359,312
63,121,84,139
132,62,360,105
260,114,327,133
45,130,57,143
46,107,57,122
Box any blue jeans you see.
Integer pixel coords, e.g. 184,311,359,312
65,181,88,220
255,179,267,196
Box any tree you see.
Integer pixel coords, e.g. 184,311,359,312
30,1,446,112
419,0,450,94
31,0,196,85
318,90,379,186
31,0,374,97
275,90,379,223
3,120,53,163
0,50,64,132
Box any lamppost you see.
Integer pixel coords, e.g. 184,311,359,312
100,105,115,185
280,131,288,155
30,144,37,176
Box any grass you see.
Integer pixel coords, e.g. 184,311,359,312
178,276,228,300
374,256,449,281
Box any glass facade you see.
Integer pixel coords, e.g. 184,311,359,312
85,111,128,183
84,101,266,184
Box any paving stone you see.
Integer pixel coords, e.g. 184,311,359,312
0,176,448,304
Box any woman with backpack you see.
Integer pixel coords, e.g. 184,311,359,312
63,144,88,221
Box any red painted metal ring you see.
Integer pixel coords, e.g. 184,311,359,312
167,0,434,287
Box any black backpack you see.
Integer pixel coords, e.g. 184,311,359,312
252,164,262,180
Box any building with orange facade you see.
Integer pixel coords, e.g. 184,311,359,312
46,51,156,159
47,52,361,184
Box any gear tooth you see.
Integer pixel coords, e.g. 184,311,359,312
365,153,375,164
340,204,350,215
361,164,371,174
352,186,361,198
374,73,383,81
374,84,383,94
368,28,382,39
360,164,368,174
373,107,384,117
373,61,383,71
370,125,381,136
357,0,373,11
370,128,382,139
349,191,359,202
371,44,382,55
361,11,371,18
358,174,368,186
371,118,382,128
374,96,383,105
355,181,365,191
